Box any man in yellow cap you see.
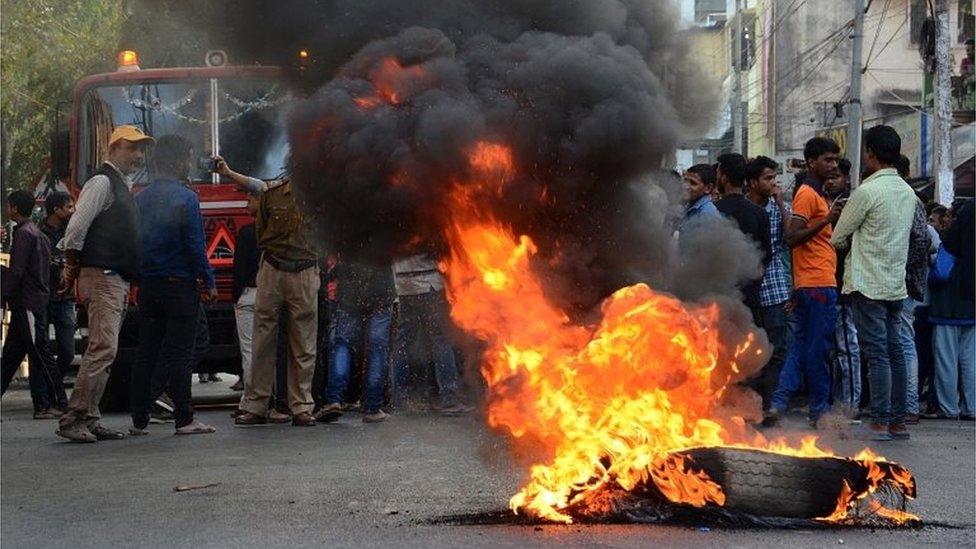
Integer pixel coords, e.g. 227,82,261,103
56,125,154,443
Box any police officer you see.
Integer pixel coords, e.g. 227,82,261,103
218,159,320,427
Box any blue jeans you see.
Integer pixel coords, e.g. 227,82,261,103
832,301,861,412
771,288,838,420
392,291,461,408
932,324,976,417
326,305,392,413
898,298,920,415
851,293,907,426
753,301,791,411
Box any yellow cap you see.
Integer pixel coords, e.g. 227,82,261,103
109,125,155,147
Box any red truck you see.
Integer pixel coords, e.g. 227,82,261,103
42,51,289,409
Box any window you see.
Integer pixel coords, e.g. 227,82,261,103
695,0,725,23
960,0,974,43
910,0,928,45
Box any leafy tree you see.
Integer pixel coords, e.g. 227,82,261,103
1,0,125,193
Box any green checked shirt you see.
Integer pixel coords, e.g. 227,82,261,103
830,168,916,301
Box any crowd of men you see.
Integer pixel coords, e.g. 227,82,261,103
678,124,975,441
1,122,972,444
1,125,471,442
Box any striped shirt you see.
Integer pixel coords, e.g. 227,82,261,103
830,168,916,301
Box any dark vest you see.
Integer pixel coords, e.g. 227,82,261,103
79,164,140,280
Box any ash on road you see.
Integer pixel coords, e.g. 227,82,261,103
2,385,973,548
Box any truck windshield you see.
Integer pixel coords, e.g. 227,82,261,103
77,78,290,185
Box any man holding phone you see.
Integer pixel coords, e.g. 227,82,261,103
765,137,844,429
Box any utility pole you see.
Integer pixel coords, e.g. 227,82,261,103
847,0,866,188
933,0,954,206
732,0,743,154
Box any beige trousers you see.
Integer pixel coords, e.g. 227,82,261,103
60,268,129,427
241,261,319,416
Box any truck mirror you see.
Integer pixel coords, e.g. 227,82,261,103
51,129,70,180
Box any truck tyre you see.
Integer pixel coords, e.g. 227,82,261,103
678,447,866,519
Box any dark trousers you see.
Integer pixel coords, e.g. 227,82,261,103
914,305,936,411
1,308,67,411
312,299,336,407
391,291,462,407
751,301,791,411
130,278,199,429
150,302,209,401
45,299,76,376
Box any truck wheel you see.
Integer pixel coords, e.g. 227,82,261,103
678,447,866,519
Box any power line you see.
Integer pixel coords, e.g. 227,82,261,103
863,0,891,64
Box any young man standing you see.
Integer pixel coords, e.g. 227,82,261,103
714,153,772,317
128,135,217,436
745,156,792,412
826,159,862,419
766,137,844,428
929,199,975,420
831,125,918,441
319,259,395,424
57,125,154,442
40,192,77,390
1,190,67,418
231,194,261,395
677,164,720,246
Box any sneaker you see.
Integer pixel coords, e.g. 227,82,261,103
888,424,910,440
438,402,475,416
154,394,175,413
905,414,920,425
234,412,268,426
921,410,958,420
208,373,222,383
33,409,63,420
89,424,126,440
149,411,175,424
268,409,292,424
129,426,150,436
198,373,208,384
855,422,893,442
315,403,343,423
230,379,244,391
761,409,781,428
56,423,97,443
362,410,389,423
291,412,317,427
176,420,217,435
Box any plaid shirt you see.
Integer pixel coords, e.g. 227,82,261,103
759,198,792,306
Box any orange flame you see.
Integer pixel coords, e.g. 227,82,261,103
441,141,915,524
353,57,427,109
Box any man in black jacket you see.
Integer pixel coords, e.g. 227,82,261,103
1,190,66,418
57,125,154,443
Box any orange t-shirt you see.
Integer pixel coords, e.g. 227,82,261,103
791,184,837,288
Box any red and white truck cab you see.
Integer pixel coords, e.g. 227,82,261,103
46,50,290,408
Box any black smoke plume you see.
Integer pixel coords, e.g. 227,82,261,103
268,1,723,314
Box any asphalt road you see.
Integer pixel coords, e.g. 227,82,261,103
2,382,973,548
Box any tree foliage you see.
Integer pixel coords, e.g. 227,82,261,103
1,0,125,193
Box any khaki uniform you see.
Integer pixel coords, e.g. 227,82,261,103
240,180,321,416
